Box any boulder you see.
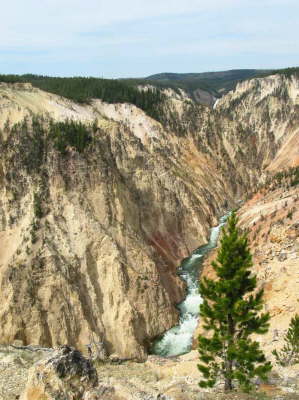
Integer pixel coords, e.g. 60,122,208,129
278,252,288,262
21,345,98,400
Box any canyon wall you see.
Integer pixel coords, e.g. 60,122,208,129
0,73,298,359
195,73,299,355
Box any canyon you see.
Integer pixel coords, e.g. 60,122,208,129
0,71,298,399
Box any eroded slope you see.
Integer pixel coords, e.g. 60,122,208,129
0,72,298,361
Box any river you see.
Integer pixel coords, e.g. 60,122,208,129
151,214,228,357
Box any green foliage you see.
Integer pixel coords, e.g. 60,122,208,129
143,70,271,98
268,166,299,189
33,193,43,219
30,220,39,244
0,74,166,123
49,119,92,154
272,315,299,366
198,212,272,392
290,167,299,186
271,67,299,78
4,116,46,173
2,116,93,170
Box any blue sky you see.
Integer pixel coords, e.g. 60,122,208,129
1,0,298,78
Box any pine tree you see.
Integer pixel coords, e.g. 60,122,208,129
273,314,299,366
197,212,272,392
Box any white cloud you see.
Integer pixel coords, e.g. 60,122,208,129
0,0,298,76
1,0,237,48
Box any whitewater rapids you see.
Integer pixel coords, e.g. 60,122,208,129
152,215,228,357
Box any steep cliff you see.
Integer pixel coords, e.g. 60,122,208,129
0,83,237,359
195,74,299,357
0,72,298,361
215,74,299,172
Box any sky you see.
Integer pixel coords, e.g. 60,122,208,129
1,0,298,78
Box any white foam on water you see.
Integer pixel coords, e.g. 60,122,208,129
213,98,220,110
179,289,203,315
153,314,199,357
152,213,229,357
189,254,203,260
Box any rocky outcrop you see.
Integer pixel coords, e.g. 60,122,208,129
20,345,97,400
237,184,299,360
8,346,297,400
215,74,299,172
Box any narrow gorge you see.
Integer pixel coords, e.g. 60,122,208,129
0,71,298,399
152,213,228,357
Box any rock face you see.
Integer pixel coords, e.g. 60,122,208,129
215,74,299,172
20,345,97,400
196,182,299,361
0,84,233,360
0,73,298,360
237,184,299,360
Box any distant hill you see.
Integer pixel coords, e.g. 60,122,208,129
144,69,272,102
1,68,297,109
